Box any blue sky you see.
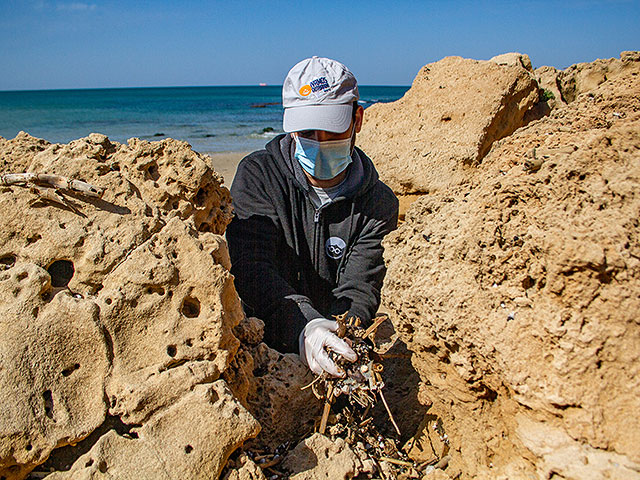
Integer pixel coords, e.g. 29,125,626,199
1,0,638,90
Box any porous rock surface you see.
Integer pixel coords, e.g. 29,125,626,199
46,382,258,480
0,133,260,479
381,53,640,478
358,55,542,194
223,317,321,451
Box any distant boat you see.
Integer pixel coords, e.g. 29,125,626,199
259,83,267,87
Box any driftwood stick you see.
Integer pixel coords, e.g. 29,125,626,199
435,455,450,469
363,315,388,339
379,456,414,467
257,456,282,469
318,383,334,435
0,173,29,186
264,467,286,477
417,456,439,470
359,417,373,428
30,186,66,205
1,172,104,197
45,174,104,197
379,388,401,436
300,374,323,391
29,186,83,215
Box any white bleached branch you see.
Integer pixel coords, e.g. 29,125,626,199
1,173,104,197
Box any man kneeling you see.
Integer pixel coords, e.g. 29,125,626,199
227,56,398,377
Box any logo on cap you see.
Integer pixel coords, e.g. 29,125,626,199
299,77,331,98
299,85,311,96
310,77,330,93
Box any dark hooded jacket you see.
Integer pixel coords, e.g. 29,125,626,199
226,134,398,352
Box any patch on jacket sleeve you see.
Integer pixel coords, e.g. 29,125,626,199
325,236,346,260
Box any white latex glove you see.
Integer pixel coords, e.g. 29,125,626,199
299,318,358,377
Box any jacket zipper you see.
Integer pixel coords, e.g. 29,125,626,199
313,208,321,267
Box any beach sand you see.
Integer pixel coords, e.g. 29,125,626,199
207,151,249,187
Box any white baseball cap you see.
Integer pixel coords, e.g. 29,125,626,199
282,56,359,133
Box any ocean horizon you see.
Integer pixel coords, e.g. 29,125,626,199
0,85,409,154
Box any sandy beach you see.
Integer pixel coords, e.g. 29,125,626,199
207,151,249,187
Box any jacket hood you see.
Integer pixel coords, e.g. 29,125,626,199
265,133,380,200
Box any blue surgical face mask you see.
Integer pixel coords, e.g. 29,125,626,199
293,128,354,180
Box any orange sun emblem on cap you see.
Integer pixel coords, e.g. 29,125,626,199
299,85,311,96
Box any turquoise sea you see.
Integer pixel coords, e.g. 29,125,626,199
0,86,409,154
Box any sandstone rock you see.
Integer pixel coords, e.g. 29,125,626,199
423,470,452,480
559,60,610,103
100,217,242,424
222,453,267,480
621,50,640,62
0,133,254,479
381,57,640,478
404,415,448,463
281,433,362,479
243,344,320,450
358,56,540,194
0,131,50,171
557,54,637,103
489,52,533,71
0,134,232,297
224,319,322,451
534,65,565,108
234,316,266,346
0,265,109,480
46,381,260,480
516,416,640,480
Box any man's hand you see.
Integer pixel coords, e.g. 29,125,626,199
299,318,357,377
